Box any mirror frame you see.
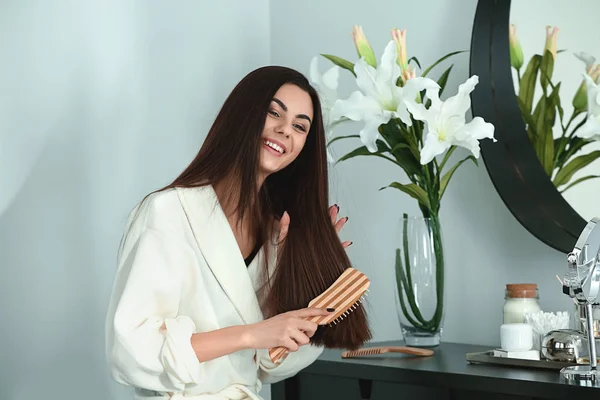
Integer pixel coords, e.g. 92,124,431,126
468,0,586,254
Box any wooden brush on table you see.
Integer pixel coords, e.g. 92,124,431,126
268,267,371,364
341,345,434,358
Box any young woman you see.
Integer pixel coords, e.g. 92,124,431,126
105,65,371,400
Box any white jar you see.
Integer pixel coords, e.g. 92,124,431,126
503,283,541,324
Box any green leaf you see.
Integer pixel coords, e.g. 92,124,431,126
539,123,554,176
391,143,412,152
553,150,600,187
408,56,421,69
516,96,535,134
381,181,431,210
569,115,589,141
438,156,477,199
554,137,568,165
336,139,390,161
425,64,454,109
557,137,588,168
335,138,412,168
436,64,454,97
321,54,356,77
560,175,600,193
379,120,421,177
539,49,555,92
519,55,542,114
543,83,563,171
553,83,565,123
327,134,359,147
532,95,550,173
538,83,560,175
421,50,467,78
438,146,456,173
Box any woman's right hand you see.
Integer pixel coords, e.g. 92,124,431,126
243,307,333,352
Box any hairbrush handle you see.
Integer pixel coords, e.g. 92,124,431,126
268,315,322,364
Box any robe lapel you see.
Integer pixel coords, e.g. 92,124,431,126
175,185,265,325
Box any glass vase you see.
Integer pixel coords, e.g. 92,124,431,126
394,214,445,347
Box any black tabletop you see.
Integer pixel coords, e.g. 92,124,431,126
301,340,600,399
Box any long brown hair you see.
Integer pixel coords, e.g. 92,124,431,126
154,66,371,349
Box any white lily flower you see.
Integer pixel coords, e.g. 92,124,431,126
575,73,600,141
309,56,340,131
574,51,597,72
309,56,342,162
330,40,438,153
405,75,496,164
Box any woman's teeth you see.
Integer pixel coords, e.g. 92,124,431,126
264,140,284,154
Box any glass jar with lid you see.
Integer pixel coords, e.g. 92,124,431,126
503,283,541,324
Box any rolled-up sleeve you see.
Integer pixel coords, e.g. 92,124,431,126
257,343,324,384
107,226,202,393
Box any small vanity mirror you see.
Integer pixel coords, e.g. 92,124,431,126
561,217,600,384
470,0,600,253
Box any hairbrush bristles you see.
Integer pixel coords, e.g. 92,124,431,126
342,348,382,357
341,345,434,359
328,293,367,326
268,268,370,363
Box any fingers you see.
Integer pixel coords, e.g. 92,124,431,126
290,307,335,318
278,211,290,244
296,319,319,337
329,204,348,234
328,204,339,225
288,329,311,347
334,216,348,233
283,337,300,352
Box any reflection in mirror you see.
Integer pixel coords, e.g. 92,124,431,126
510,0,600,222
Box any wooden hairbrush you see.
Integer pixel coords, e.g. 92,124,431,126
268,267,370,364
341,345,434,358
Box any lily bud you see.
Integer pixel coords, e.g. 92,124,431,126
391,28,416,83
573,65,600,112
573,52,600,112
391,28,408,69
508,24,524,69
403,68,417,82
352,26,376,67
544,26,559,59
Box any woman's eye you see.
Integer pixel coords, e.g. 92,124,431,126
269,110,280,117
294,124,307,132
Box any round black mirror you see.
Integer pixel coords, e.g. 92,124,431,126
469,0,594,253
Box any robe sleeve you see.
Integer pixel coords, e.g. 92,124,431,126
107,225,203,393
256,343,324,384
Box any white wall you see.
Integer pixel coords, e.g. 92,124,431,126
0,1,585,400
270,0,575,348
0,1,270,399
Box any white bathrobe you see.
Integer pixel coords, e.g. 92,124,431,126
105,185,324,399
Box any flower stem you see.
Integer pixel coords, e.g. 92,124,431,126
429,212,445,330
396,185,444,333
395,249,428,330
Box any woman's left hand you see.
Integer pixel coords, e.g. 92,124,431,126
329,204,352,248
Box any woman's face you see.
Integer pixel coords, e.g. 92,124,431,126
259,83,313,179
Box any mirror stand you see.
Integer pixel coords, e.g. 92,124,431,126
561,217,600,385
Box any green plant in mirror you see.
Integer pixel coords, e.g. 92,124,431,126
510,24,600,193
308,26,497,338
